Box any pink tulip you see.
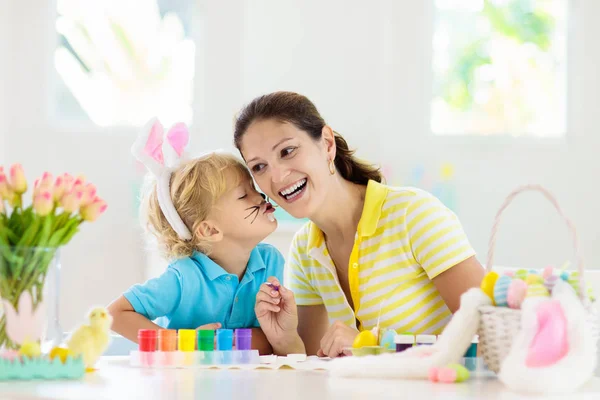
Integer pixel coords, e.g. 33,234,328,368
73,176,85,188
33,191,53,216
62,173,74,190
53,176,68,202
9,164,27,194
0,171,11,200
34,172,54,198
60,189,83,213
80,197,107,222
80,183,97,207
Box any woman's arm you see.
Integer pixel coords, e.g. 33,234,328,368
431,256,485,313
297,304,330,356
250,328,274,355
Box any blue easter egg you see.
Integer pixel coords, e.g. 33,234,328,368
493,275,512,307
380,329,396,350
560,271,569,281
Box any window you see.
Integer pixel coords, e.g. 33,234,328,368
431,0,568,137
54,0,195,127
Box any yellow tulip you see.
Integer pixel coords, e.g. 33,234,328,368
9,163,27,194
33,191,54,216
0,169,11,199
61,189,83,213
80,183,97,207
80,197,107,222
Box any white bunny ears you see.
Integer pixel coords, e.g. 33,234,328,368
132,118,192,240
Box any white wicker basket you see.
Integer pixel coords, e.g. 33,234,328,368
477,184,600,373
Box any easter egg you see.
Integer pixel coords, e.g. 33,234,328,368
504,270,515,277
567,275,581,296
380,329,396,350
525,274,543,285
560,271,569,281
507,279,528,309
542,266,554,279
481,272,499,304
515,269,528,280
353,330,377,348
527,283,550,299
544,275,559,293
447,363,470,382
493,275,512,307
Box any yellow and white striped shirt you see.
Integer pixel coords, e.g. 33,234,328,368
287,180,476,334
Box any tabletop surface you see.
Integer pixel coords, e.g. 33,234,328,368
1,356,600,400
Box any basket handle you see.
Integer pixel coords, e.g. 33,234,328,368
486,184,586,302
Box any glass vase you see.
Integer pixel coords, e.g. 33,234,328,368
0,246,62,352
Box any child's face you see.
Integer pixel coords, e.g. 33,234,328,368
209,175,277,245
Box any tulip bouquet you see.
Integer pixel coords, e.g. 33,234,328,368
0,164,107,349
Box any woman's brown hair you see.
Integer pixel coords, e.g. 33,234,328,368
233,91,383,185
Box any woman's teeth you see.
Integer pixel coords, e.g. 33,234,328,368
279,179,307,199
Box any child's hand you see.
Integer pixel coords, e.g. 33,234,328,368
195,322,222,330
255,277,298,342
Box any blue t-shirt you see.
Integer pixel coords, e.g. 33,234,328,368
123,243,284,330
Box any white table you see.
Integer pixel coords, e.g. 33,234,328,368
1,356,600,400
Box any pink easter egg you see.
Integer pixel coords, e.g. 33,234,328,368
505,271,515,277
542,266,554,279
438,368,458,383
507,279,528,309
428,367,439,382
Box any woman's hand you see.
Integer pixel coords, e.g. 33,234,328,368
316,320,359,358
255,277,299,344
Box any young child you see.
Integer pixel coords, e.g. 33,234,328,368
107,120,283,354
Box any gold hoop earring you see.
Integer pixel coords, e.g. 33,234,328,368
329,159,336,175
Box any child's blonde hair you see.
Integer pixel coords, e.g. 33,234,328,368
141,152,252,259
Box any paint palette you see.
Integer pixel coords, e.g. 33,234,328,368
130,328,260,368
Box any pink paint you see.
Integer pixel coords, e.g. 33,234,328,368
526,300,569,368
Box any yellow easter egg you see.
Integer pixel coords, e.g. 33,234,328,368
49,347,73,363
480,272,499,305
525,274,543,285
353,330,378,348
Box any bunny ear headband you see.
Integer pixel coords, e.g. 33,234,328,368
132,118,192,240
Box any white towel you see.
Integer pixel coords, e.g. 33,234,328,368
498,280,597,394
328,288,491,379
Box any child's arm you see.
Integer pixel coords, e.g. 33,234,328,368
250,328,273,355
107,295,162,344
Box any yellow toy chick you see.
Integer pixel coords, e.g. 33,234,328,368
66,307,112,372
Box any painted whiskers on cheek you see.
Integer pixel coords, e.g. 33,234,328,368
244,204,261,224
244,194,277,224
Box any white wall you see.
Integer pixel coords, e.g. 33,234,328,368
2,0,600,330
239,0,600,273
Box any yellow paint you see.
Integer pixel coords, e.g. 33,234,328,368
178,329,196,352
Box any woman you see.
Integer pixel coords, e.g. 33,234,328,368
234,91,485,357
